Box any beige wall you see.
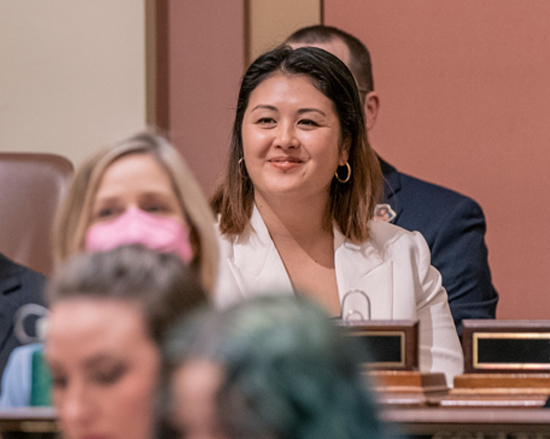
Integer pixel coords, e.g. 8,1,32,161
0,0,147,166
326,0,550,319
248,0,321,63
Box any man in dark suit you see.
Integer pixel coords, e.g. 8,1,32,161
287,25,498,334
0,253,46,390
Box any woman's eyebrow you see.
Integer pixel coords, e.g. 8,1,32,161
93,195,120,204
84,353,120,370
297,108,326,116
250,104,277,112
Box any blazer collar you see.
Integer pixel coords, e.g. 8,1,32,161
228,206,294,297
0,253,22,295
230,208,394,318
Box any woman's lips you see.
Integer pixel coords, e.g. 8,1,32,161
268,157,303,171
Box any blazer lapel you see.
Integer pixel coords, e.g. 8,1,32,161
379,156,404,221
228,207,293,297
227,209,395,318
0,254,23,354
334,227,394,320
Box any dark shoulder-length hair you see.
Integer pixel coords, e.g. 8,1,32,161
211,45,382,243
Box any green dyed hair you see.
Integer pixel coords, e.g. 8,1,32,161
161,296,389,439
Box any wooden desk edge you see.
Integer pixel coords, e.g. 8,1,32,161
381,407,550,434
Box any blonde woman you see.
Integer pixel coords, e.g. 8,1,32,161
54,131,218,292
1,131,218,409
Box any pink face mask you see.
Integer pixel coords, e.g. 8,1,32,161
85,207,193,263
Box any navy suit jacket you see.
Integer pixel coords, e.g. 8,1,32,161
380,158,498,334
0,253,46,390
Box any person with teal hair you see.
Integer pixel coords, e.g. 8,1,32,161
161,296,391,439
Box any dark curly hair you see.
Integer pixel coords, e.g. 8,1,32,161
161,296,389,439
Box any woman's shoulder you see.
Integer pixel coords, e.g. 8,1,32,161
214,219,256,254
360,220,430,260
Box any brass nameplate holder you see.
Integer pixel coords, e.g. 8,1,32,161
338,320,418,370
473,332,550,371
462,320,550,373
442,320,550,408
337,320,449,406
335,292,447,406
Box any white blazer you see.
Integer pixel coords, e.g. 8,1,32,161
215,207,464,386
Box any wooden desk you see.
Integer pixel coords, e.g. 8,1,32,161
381,407,550,437
0,408,57,438
3,406,550,438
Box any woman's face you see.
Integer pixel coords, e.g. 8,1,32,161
241,72,348,203
46,298,160,439
89,153,185,227
171,360,227,439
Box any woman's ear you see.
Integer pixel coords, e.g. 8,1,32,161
339,140,350,166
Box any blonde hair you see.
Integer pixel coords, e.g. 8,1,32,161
53,131,218,293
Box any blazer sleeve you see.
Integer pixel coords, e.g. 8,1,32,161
431,197,498,334
403,231,464,387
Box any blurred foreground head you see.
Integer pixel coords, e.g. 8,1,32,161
162,296,388,439
46,245,208,439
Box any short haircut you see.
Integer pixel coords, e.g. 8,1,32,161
48,245,207,342
286,25,374,102
211,46,382,243
161,296,388,439
53,131,218,293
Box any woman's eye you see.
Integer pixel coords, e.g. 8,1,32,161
298,119,318,127
257,117,275,125
95,206,122,220
97,208,114,218
51,374,68,389
92,364,127,386
144,204,169,214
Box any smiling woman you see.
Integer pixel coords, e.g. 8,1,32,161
211,46,464,386
241,72,346,203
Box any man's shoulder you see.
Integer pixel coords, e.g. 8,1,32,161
0,254,46,303
381,159,487,245
398,170,478,207
384,162,483,221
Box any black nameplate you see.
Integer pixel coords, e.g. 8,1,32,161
462,320,550,373
351,331,405,366
336,320,418,370
474,333,550,370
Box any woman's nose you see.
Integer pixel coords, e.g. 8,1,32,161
59,383,97,430
274,123,299,149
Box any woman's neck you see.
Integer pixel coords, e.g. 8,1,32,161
254,191,340,317
254,191,332,245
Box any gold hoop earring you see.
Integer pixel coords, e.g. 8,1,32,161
334,162,351,183
238,157,247,179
